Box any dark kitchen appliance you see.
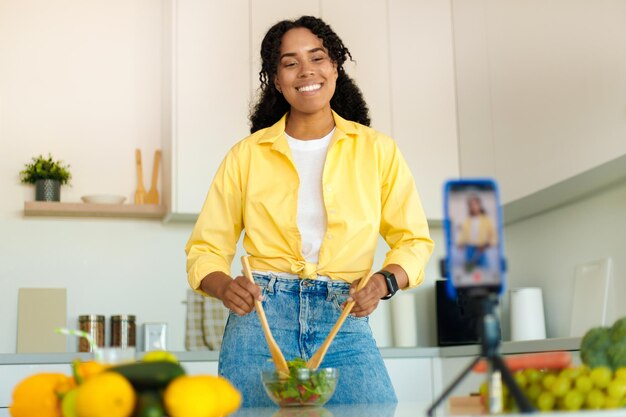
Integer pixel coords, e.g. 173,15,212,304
435,279,482,346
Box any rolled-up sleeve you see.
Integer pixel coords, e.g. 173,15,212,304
378,140,434,288
185,145,244,295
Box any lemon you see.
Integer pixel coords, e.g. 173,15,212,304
75,372,135,417
142,350,178,363
615,367,626,382
208,376,242,416
164,375,241,417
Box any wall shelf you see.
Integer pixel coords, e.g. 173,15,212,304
23,202,166,220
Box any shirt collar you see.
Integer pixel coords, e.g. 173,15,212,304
257,110,359,146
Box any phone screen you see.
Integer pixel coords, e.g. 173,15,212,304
444,180,504,297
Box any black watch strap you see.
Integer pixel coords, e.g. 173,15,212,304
378,270,399,300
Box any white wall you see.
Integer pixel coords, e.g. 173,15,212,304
0,0,195,353
0,0,446,353
501,181,626,340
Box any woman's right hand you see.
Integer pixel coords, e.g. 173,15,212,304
216,275,263,316
200,272,263,316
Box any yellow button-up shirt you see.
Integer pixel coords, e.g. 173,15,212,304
186,111,434,294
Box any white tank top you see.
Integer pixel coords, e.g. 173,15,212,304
285,128,335,263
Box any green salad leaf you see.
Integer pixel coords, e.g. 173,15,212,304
267,358,336,406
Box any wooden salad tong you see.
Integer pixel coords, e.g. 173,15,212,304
241,256,290,376
306,274,373,370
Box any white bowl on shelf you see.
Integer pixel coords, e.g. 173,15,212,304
81,195,126,204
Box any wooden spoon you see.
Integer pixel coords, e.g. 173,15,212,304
145,149,161,204
134,149,146,205
241,256,290,377
306,274,373,370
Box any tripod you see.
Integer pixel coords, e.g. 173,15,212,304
427,292,535,416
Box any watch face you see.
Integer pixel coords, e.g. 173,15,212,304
388,276,398,293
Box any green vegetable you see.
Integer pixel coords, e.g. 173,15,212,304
266,358,336,406
132,391,164,417
581,327,612,368
610,317,626,343
580,317,626,371
109,361,185,390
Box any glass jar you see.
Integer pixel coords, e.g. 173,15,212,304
111,315,136,348
78,315,105,352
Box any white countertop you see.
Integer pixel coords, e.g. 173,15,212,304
229,402,626,417
0,337,581,365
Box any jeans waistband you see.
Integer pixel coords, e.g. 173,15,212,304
251,270,330,281
251,272,350,297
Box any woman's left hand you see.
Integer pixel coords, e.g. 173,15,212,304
347,274,388,317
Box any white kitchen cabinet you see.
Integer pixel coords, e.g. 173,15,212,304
385,357,435,403
453,0,626,204
164,0,460,221
163,0,251,219
320,0,393,136
249,1,320,99
388,0,460,219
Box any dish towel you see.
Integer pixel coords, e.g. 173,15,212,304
184,289,229,350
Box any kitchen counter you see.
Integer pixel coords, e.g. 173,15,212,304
0,337,580,365
229,402,626,417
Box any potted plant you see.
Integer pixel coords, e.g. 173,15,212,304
20,154,72,201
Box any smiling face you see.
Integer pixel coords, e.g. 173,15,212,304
274,27,338,119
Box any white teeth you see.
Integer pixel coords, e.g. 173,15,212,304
297,84,321,92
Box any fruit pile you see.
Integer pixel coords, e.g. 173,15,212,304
478,316,626,413
9,351,241,417
480,365,626,412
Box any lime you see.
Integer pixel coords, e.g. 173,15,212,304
615,367,626,382
607,379,626,400
61,389,78,417
525,383,542,402
559,368,578,379
574,374,593,394
604,396,621,409
589,367,612,389
586,389,606,409
550,376,571,398
542,373,557,390
513,372,528,389
536,392,555,411
562,390,584,411
524,368,543,385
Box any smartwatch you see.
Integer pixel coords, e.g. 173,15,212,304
378,270,399,300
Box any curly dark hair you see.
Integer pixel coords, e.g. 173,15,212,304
249,16,370,133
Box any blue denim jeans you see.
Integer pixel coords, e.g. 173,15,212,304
219,273,397,407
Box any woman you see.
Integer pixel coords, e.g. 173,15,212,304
456,195,497,273
186,16,434,407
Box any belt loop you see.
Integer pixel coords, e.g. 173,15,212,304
326,282,334,301
267,275,277,294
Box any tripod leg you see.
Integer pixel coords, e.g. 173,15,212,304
427,356,482,417
492,356,535,413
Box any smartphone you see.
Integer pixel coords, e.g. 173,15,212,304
443,179,505,299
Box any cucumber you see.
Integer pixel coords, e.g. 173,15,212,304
110,360,185,389
133,391,165,417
